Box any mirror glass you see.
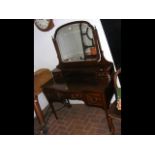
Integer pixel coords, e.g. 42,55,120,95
56,22,98,62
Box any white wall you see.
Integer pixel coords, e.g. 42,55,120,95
34,19,115,117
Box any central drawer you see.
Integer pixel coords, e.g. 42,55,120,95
85,92,106,108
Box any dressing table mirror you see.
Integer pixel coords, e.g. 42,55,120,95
42,21,115,121
55,22,98,62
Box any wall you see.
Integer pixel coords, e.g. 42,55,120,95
34,19,115,117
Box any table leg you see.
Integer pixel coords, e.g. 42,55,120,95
105,106,115,135
49,102,58,119
107,114,115,134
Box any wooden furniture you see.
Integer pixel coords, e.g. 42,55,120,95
108,101,121,134
34,69,58,127
34,95,45,127
43,79,112,110
42,21,115,130
107,68,121,134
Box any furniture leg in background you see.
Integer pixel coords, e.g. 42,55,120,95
107,68,121,134
65,99,72,108
49,101,58,119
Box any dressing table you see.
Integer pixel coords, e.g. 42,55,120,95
42,21,114,124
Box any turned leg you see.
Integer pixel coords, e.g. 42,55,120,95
107,115,115,134
105,108,115,135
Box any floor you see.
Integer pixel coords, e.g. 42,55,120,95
34,102,121,135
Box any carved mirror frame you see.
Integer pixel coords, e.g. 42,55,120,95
52,21,106,68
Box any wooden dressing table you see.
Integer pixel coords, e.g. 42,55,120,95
42,21,115,131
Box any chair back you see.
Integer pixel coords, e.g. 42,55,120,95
34,69,53,95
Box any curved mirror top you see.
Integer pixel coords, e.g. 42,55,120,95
55,22,98,63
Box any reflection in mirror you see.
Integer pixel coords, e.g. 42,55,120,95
56,22,97,62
